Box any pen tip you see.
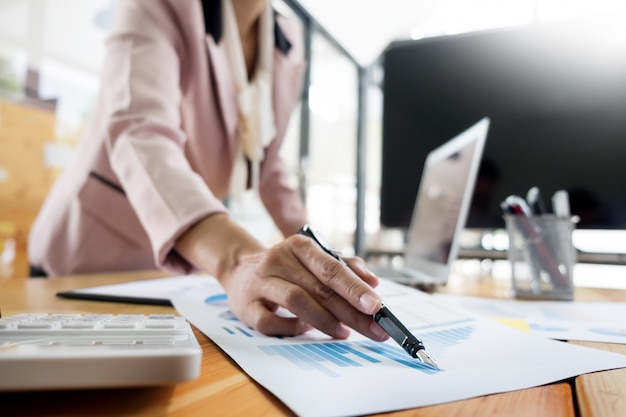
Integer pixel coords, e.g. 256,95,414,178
416,350,439,370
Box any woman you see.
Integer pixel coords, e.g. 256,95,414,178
28,0,388,342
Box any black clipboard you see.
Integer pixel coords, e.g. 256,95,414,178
55,275,212,306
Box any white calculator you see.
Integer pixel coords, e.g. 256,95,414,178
0,313,202,391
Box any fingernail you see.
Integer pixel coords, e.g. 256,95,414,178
370,321,389,340
359,293,381,314
299,322,313,334
335,324,350,339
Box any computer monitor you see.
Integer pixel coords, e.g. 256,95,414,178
380,13,626,233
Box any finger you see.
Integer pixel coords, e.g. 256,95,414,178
260,247,388,340
304,280,389,341
292,235,382,315
223,247,351,339
252,238,387,340
259,278,353,339
255,274,388,341
252,307,313,337
342,256,379,288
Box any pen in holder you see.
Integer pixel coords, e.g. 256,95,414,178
504,214,577,300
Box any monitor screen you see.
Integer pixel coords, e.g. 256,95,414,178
381,14,626,232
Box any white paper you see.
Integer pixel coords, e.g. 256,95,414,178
433,293,626,343
170,277,626,417
66,275,212,300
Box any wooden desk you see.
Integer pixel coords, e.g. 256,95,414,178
0,270,624,417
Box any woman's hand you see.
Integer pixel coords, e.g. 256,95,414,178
175,214,389,340
220,234,390,340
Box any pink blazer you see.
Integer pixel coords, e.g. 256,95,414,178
28,0,307,276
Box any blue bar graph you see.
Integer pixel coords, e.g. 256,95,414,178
258,326,475,378
422,326,474,355
259,340,438,377
235,326,254,337
221,324,256,336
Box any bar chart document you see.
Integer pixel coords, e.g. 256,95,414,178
433,293,626,343
171,278,626,417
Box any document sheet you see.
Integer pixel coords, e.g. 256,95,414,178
170,277,626,417
433,292,626,343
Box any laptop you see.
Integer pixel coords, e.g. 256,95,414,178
374,117,490,287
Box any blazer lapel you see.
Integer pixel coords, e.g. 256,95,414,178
206,36,238,141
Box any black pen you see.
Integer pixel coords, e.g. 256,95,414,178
298,224,439,368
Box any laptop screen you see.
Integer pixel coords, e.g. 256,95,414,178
403,118,489,283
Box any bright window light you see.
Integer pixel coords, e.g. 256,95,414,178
574,263,626,290
410,0,626,41
308,84,340,123
573,230,626,254
411,0,533,40
538,0,626,21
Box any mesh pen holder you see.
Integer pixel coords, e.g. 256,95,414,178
504,214,577,300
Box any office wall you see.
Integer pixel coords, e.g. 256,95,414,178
0,99,60,278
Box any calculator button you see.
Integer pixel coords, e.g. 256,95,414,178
103,322,138,329
18,321,62,330
62,321,97,329
144,320,176,329
0,320,18,330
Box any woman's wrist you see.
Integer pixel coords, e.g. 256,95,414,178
174,213,265,280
